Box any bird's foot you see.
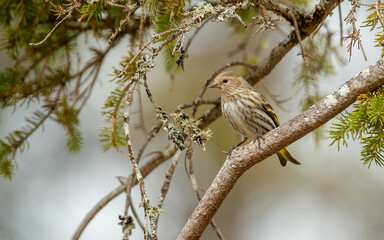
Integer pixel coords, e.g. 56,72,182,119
223,146,237,156
252,135,265,147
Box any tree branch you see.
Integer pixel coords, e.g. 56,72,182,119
178,58,384,239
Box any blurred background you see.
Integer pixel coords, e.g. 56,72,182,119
1,2,384,240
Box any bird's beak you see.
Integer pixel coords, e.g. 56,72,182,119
208,82,220,88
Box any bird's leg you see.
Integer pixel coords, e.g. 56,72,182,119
252,134,265,147
224,136,248,155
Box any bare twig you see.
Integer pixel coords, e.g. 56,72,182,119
262,0,301,23
130,195,153,240
289,11,307,66
136,122,163,163
175,98,220,112
9,85,64,169
135,86,149,134
108,4,141,44
122,79,158,239
118,28,180,77
105,1,128,9
72,181,127,240
130,197,145,232
76,60,103,112
184,17,212,52
29,11,73,47
154,150,182,230
338,5,343,46
123,174,134,216
139,4,145,49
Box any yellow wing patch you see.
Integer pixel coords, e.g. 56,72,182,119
262,103,280,127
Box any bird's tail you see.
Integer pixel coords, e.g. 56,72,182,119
276,148,301,167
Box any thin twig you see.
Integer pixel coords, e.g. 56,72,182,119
136,122,163,163
185,17,212,52
10,85,64,168
123,174,134,216
109,9,136,44
154,150,182,230
139,4,145,49
135,86,149,134
29,12,72,47
311,14,327,37
118,28,181,77
123,80,155,239
288,11,307,66
72,182,127,240
338,5,343,46
130,195,153,240
175,98,220,112
106,1,130,9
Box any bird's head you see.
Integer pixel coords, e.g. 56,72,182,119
208,71,248,96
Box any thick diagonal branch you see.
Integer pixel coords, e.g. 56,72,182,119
178,59,384,240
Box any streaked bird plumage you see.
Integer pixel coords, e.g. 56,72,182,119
209,71,300,166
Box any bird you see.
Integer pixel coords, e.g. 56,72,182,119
208,71,300,166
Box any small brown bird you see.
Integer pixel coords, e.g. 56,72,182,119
209,71,300,166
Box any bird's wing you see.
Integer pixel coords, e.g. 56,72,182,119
261,101,280,127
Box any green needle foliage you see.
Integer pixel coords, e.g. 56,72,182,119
80,2,105,24
154,0,185,72
362,3,384,57
329,87,384,167
0,0,129,179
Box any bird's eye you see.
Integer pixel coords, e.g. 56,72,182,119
223,79,228,83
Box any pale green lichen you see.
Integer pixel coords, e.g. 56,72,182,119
148,206,164,218
156,107,185,150
170,112,212,151
144,0,161,24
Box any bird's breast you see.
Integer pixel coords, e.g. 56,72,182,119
222,101,258,138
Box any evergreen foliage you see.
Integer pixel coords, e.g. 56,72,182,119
329,87,384,167
0,0,383,182
362,3,384,57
